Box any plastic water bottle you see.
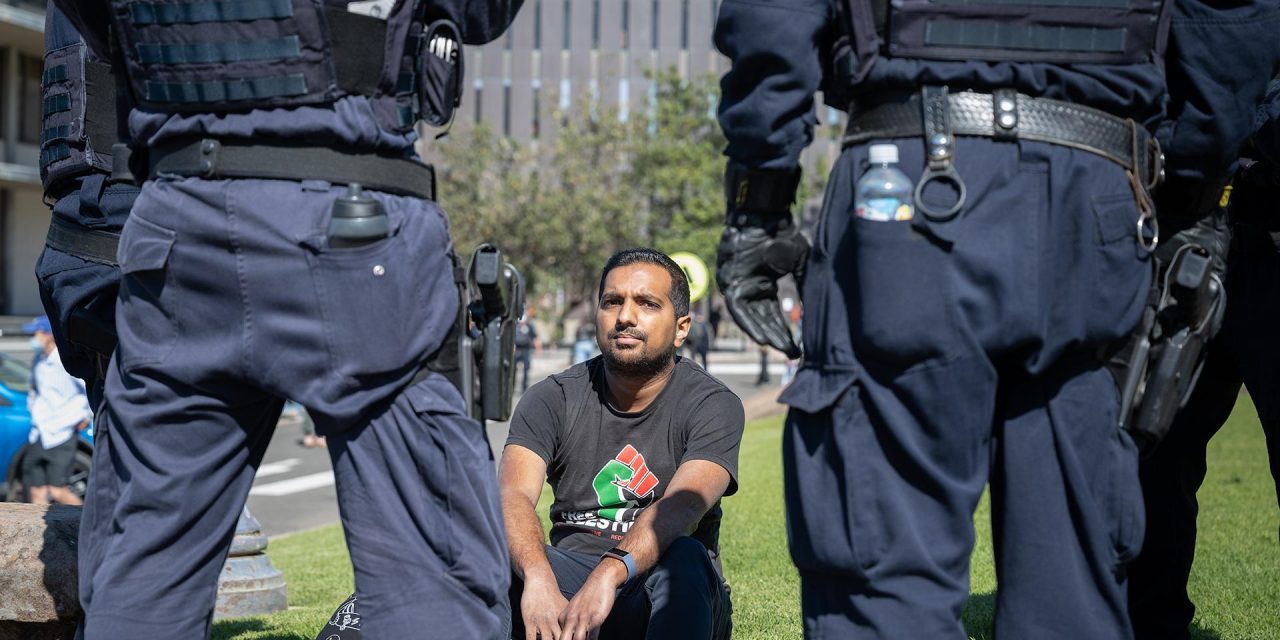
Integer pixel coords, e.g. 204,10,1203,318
855,144,914,221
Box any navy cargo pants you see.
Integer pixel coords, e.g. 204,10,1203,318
781,137,1151,639
1128,229,1280,640
78,177,509,639
35,174,137,408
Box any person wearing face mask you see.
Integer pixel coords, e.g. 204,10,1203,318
22,315,92,506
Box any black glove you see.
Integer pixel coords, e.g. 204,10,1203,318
716,211,808,359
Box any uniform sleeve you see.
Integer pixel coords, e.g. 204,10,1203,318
424,0,525,45
715,0,834,170
682,390,747,496
504,377,562,466
1159,0,1280,183
50,0,113,59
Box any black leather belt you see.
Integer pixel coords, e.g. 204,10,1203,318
844,90,1164,190
45,217,121,266
149,138,437,201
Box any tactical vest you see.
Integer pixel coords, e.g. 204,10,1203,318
40,26,118,197
837,0,1173,83
108,0,462,132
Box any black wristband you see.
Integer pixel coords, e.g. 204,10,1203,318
725,163,801,214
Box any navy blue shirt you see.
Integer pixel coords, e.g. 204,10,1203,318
716,0,1280,183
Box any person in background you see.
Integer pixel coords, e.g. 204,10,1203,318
24,315,92,506
515,313,541,392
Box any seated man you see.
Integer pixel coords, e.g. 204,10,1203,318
501,248,743,640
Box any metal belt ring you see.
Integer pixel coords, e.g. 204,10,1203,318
1137,211,1159,254
914,166,967,222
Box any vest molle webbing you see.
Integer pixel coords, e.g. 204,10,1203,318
109,0,460,132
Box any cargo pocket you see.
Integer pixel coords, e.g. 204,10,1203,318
782,370,887,579
406,374,509,607
1090,193,1151,340
309,227,427,378
840,218,957,367
115,215,177,370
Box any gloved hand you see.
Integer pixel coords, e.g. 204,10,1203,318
1153,201,1231,284
716,211,808,359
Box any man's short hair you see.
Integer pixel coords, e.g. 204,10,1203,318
597,248,691,318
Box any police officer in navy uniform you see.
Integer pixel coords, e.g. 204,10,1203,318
51,1,522,638
714,0,1278,637
36,2,138,410
1128,80,1280,640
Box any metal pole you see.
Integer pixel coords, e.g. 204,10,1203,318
214,506,287,620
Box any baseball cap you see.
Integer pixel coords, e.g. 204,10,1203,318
23,316,52,334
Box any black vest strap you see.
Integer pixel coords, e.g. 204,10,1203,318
136,35,302,65
144,74,309,104
129,0,295,25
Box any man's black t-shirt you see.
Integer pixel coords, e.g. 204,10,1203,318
505,356,745,555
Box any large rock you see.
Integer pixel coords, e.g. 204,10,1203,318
0,503,81,640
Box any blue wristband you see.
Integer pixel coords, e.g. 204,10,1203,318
601,548,636,582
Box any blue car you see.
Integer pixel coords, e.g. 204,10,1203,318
0,352,93,502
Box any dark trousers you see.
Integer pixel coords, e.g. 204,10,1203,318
78,177,509,639
782,138,1151,639
517,349,533,391
509,538,732,640
36,174,138,409
1128,237,1280,640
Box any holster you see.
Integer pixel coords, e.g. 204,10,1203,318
423,244,524,424
1110,204,1230,453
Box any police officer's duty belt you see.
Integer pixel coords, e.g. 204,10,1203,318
149,138,437,201
844,90,1163,189
45,217,121,266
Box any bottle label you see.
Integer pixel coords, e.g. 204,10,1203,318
855,197,914,222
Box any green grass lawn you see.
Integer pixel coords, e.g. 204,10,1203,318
213,394,1279,639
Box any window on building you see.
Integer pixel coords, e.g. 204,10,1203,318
503,81,512,137
560,78,571,111
681,0,690,49
592,0,601,48
563,0,572,50
621,0,630,48
651,0,659,49
532,80,542,138
19,54,43,145
534,0,543,49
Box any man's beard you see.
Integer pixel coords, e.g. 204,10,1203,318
602,332,676,379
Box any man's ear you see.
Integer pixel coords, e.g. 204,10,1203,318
674,314,692,348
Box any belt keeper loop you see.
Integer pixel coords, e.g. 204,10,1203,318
993,89,1018,142
916,86,967,222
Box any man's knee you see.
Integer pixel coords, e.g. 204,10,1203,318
651,537,719,593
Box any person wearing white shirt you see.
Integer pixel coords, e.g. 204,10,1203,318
23,316,91,505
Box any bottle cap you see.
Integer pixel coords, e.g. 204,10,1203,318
868,144,899,165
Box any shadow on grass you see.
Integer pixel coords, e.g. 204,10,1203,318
963,590,1224,640
963,591,995,640
1190,621,1223,640
211,617,309,640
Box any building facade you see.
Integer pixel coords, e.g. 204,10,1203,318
452,0,840,161
0,0,47,316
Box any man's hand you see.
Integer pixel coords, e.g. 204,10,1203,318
716,212,808,359
557,563,625,640
520,572,569,640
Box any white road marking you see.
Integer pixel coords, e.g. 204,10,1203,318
255,458,302,479
249,471,335,497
